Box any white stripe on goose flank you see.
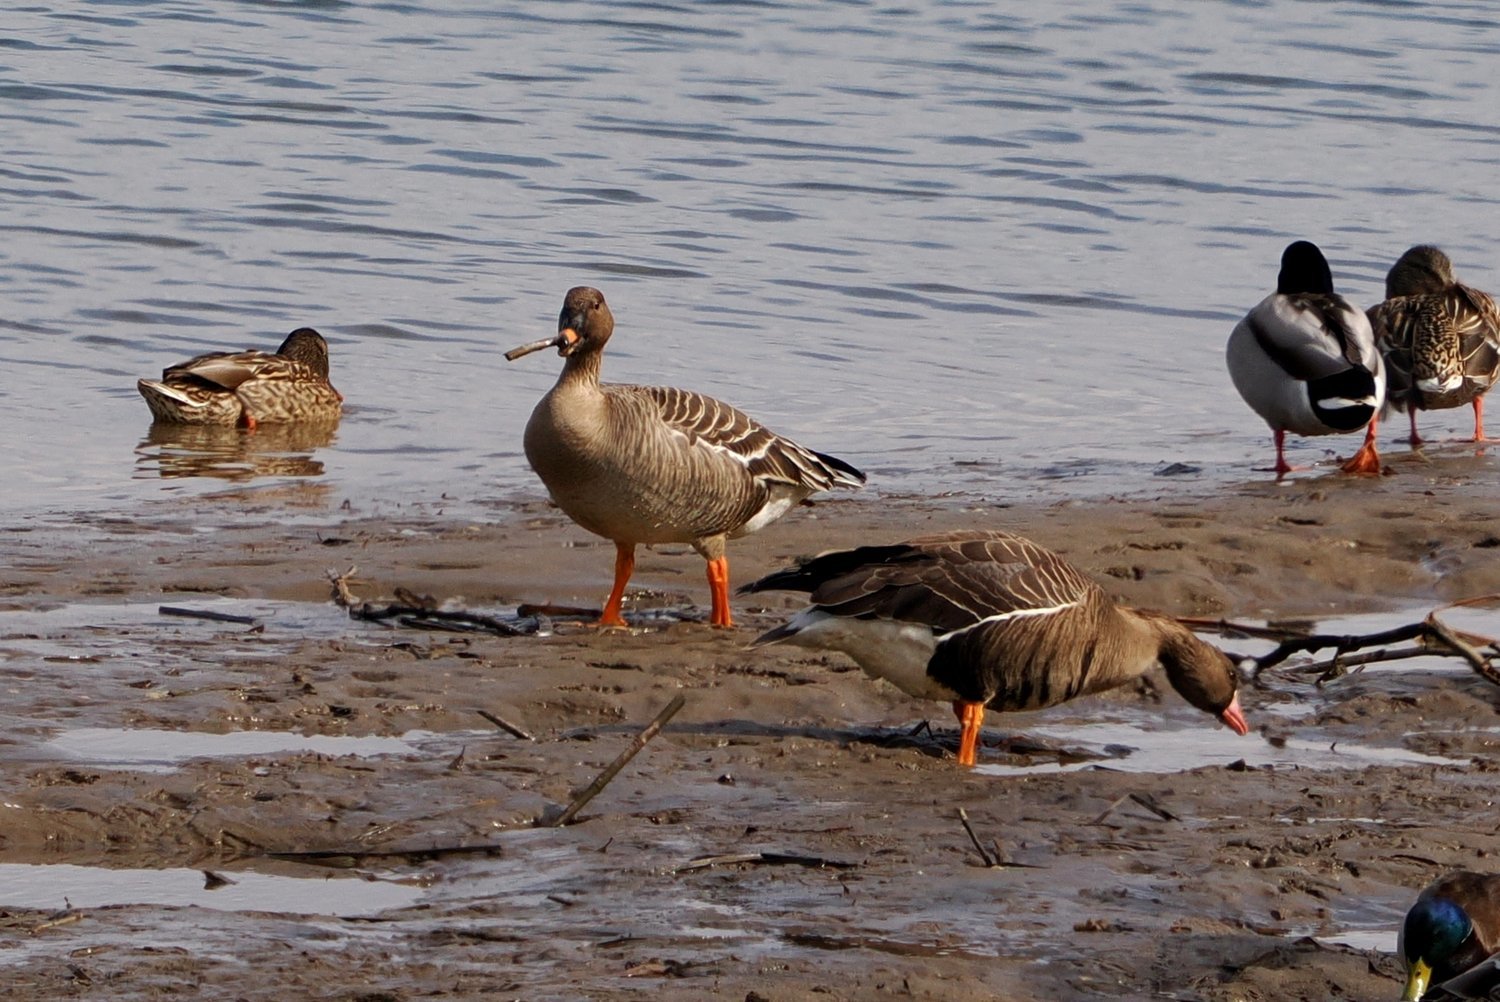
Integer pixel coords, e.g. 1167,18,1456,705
935,600,1080,643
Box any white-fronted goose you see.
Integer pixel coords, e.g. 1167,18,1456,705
138,327,342,429
1226,240,1386,478
1367,245,1500,445
740,529,1248,766
1399,871,1500,1000
506,287,865,628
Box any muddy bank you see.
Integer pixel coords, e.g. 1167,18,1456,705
1,460,1498,1000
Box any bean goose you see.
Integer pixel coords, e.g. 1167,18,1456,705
137,327,342,429
506,287,865,628
1400,871,1500,1000
1367,245,1500,445
1226,240,1386,478
740,529,1248,766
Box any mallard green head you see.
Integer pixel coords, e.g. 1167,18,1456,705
1402,896,1474,1000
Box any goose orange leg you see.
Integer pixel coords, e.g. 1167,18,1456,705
1339,419,1381,476
706,556,733,628
952,700,985,767
598,542,634,628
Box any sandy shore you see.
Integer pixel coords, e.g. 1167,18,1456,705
2,449,1499,1000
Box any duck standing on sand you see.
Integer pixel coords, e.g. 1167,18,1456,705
137,327,342,429
740,529,1248,766
1399,871,1500,1000
1226,240,1386,478
1367,245,1500,446
506,287,865,628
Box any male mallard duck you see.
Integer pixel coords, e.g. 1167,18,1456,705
1226,240,1386,478
1367,245,1500,445
138,327,341,429
1400,871,1500,1000
505,287,865,628
740,529,1248,766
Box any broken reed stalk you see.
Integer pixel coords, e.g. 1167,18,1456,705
539,692,687,829
326,566,527,637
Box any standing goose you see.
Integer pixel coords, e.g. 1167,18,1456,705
1226,240,1386,478
1399,871,1500,1001
1367,245,1500,445
506,287,865,628
740,529,1248,766
138,327,342,429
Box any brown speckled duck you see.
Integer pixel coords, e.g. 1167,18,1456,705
506,287,865,628
741,529,1248,766
138,327,341,429
1367,245,1500,445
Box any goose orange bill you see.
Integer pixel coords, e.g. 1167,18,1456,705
504,328,580,361
1220,693,1249,736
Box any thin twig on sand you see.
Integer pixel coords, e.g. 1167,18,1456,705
326,566,530,637
1090,791,1179,826
478,709,535,742
159,605,260,626
674,851,857,874
957,808,997,867
538,693,687,829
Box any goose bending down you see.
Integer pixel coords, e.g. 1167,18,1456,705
740,529,1248,766
137,327,342,429
1367,245,1500,446
1400,871,1500,1000
506,287,865,628
1226,241,1386,478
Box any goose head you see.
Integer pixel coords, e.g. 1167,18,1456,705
506,286,615,362
1153,619,1249,735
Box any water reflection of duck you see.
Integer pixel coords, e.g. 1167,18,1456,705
740,529,1248,767
505,286,865,628
137,328,342,429
1400,871,1500,1000
136,421,335,480
1226,241,1386,478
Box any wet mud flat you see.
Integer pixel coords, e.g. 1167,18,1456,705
2,463,1500,1000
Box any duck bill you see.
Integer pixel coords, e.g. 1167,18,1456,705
503,328,580,362
1402,959,1430,1001
1219,693,1249,736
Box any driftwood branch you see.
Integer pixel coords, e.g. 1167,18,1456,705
537,693,687,828
326,566,533,637
1181,606,1500,687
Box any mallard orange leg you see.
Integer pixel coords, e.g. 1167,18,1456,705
598,542,634,628
1272,430,1295,479
1408,408,1424,447
706,556,732,628
1474,397,1491,443
952,700,985,767
1339,419,1381,475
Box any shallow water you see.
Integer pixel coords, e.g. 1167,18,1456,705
5,1,1500,522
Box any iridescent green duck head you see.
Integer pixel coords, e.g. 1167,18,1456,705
1403,895,1483,1000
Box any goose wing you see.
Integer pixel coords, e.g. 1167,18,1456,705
744,530,1096,633
636,384,865,491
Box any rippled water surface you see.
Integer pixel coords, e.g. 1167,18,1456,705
6,1,1500,519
